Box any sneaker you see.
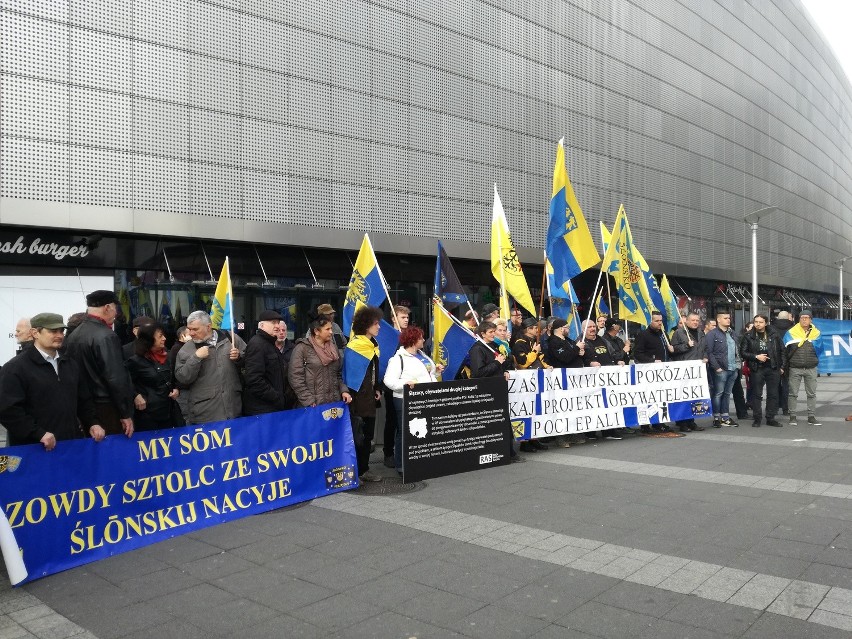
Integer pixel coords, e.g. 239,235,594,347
689,424,706,432
383,456,395,468
531,440,550,450
766,419,782,427
604,433,623,440
807,416,822,426
752,421,760,428
555,440,571,448
359,471,382,483
789,415,798,426
721,417,738,427
712,418,722,429
519,442,537,452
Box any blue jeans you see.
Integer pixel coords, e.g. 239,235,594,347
712,369,737,417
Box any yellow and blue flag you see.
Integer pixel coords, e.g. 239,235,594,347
546,138,600,288
432,300,476,381
660,275,682,333
435,241,468,310
343,234,386,336
343,334,380,391
491,185,536,317
600,218,662,319
595,289,610,318
376,318,400,378
211,257,233,330
600,206,654,326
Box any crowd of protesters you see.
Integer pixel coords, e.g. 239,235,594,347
0,289,826,479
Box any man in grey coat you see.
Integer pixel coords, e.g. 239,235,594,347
670,311,707,432
174,310,246,424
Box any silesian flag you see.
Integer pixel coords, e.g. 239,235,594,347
343,333,379,391
343,234,386,336
546,138,599,288
211,257,233,330
600,206,654,325
601,219,664,318
432,300,476,381
435,241,468,310
595,289,610,318
491,185,535,316
659,275,681,333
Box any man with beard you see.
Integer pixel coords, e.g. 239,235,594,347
740,314,783,427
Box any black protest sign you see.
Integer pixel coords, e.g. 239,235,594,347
402,377,512,483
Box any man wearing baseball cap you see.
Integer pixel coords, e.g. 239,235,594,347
0,313,104,449
64,290,135,437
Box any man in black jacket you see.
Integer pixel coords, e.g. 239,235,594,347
64,290,135,437
243,310,293,416
545,318,584,368
670,312,707,432
0,313,104,449
634,312,674,363
740,314,783,427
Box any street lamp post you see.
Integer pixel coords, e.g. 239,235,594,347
836,256,852,320
742,206,778,317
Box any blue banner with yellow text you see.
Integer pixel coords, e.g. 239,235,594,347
0,405,357,584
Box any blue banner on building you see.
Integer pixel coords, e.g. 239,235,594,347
812,319,852,374
0,404,357,585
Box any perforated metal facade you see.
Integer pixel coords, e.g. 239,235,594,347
2,0,851,293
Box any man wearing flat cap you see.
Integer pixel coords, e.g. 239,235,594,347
64,290,135,437
0,313,104,449
243,309,294,415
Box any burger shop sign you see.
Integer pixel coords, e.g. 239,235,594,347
0,234,92,262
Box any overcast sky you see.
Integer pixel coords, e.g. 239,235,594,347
800,0,852,84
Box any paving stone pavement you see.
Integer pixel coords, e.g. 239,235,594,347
2,375,852,638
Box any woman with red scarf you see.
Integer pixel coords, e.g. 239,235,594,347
126,324,184,431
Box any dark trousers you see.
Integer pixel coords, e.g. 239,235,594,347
779,375,789,413
382,388,397,457
94,402,123,435
750,366,780,421
350,415,372,476
732,369,748,418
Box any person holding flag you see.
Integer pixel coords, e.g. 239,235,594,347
431,299,477,381
344,306,384,482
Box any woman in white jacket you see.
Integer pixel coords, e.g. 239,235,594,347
382,326,442,473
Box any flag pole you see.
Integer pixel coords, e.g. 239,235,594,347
226,256,235,345
581,266,606,344
368,234,399,328
538,251,548,320
494,184,509,319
